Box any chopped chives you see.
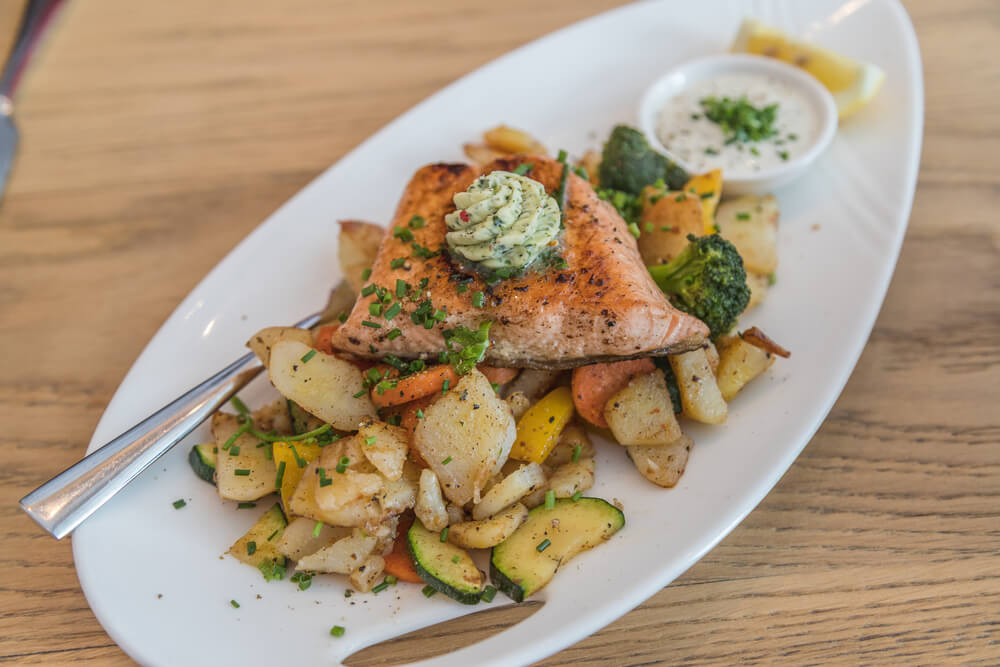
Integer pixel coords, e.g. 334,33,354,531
300,349,317,364
422,585,437,597
361,268,372,281
222,421,251,450
386,327,402,340
557,149,568,163
627,222,640,238
544,490,555,509
386,415,401,426
313,520,323,538
372,581,390,594
571,490,582,502
290,444,307,468
337,312,348,323
172,499,186,509
441,379,450,394
368,302,383,316
415,409,424,419
362,320,382,329
247,541,257,556
571,444,582,462
393,226,414,243
778,150,789,161
267,529,280,541
440,526,449,542
230,600,240,608
361,283,376,297
736,212,751,220
230,396,250,416
442,456,452,465
344,590,352,598
237,502,257,509
384,303,402,320
700,191,714,199
536,539,551,552
275,460,286,488
353,389,367,398
451,555,460,564
229,446,240,456
491,382,500,393
330,625,346,637
384,575,398,585
432,308,446,322
234,469,251,476
660,225,672,232
248,423,332,443
512,162,533,175
644,222,654,233
364,436,376,446
472,291,485,308
336,456,350,474
482,585,497,603
395,279,408,298
390,257,406,269
456,283,468,294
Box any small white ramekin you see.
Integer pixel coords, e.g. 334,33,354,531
638,53,838,195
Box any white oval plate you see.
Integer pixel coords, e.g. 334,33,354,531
73,1,923,665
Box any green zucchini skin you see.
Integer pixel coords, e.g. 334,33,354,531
286,399,323,435
490,497,624,603
188,444,217,485
407,519,483,605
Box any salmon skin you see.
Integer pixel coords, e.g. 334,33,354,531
332,156,709,370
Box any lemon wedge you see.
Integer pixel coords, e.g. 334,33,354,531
731,18,885,118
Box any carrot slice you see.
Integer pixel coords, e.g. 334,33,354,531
477,365,520,386
371,365,460,408
313,325,339,355
382,514,424,584
571,358,656,428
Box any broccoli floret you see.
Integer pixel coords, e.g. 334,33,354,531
648,234,750,340
598,125,689,195
596,187,643,225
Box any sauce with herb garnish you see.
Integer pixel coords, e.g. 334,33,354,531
445,170,561,273
655,72,817,174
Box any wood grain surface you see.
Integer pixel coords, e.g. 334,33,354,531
1,0,998,664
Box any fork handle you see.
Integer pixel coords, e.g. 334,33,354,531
0,0,67,99
19,312,321,539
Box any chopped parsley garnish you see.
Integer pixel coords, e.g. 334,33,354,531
393,226,414,243
700,95,779,144
451,555,460,564
408,215,425,229
290,571,313,591
441,321,492,374
512,162,533,176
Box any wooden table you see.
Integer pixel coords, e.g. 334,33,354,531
1,0,997,664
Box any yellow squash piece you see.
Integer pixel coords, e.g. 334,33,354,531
509,386,575,464
731,18,885,119
272,441,323,516
684,169,723,235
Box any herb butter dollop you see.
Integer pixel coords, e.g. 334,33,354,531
445,170,560,272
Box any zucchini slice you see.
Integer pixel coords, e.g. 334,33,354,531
287,399,324,435
227,503,288,580
188,444,217,485
490,497,624,602
407,518,483,605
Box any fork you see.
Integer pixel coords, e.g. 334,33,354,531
0,0,67,200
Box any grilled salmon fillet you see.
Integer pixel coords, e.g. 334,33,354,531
331,156,709,369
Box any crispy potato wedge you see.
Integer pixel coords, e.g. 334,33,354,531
604,369,682,446
548,458,595,498
415,468,449,532
212,412,277,501
544,422,595,467
276,517,351,561
350,554,386,592
745,271,771,312
267,340,376,431
296,529,377,574
715,335,777,401
448,503,529,549
246,326,314,366
288,459,383,529
473,462,546,520
338,220,385,294
716,195,779,274
627,435,693,488
638,188,704,266
358,420,409,481
483,124,547,155
413,369,516,506
668,348,728,424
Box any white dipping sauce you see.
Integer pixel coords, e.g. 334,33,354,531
656,72,818,175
